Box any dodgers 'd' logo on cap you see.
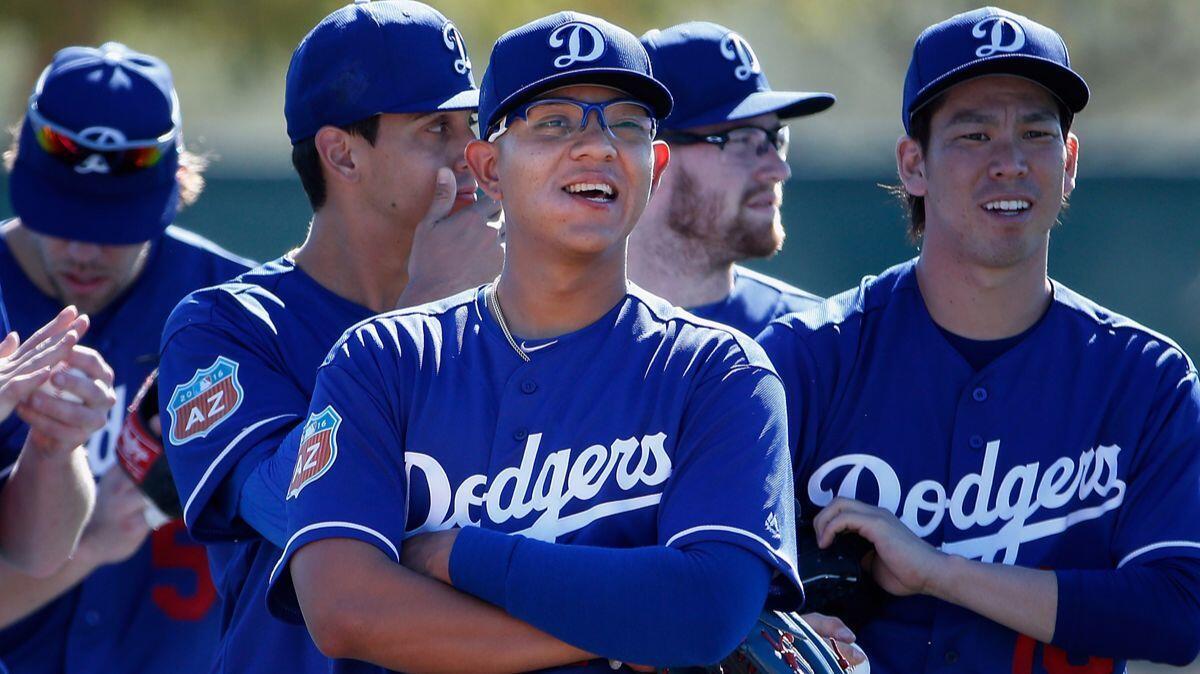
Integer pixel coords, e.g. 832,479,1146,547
720,32,761,81
288,406,342,500
548,21,605,69
442,21,471,75
972,16,1026,58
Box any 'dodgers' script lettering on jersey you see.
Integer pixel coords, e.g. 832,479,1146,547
807,440,1126,564
407,432,672,543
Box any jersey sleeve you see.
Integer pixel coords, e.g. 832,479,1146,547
266,322,409,623
656,343,802,609
159,293,310,542
1111,355,1200,568
756,321,828,504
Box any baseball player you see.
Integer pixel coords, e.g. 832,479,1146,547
266,12,801,673
758,7,1200,674
0,42,252,674
157,2,500,671
0,301,109,578
629,22,833,338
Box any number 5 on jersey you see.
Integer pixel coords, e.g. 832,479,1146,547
167,356,245,445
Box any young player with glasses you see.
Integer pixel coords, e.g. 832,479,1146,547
268,11,803,673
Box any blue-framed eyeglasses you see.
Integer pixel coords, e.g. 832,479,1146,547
488,97,657,144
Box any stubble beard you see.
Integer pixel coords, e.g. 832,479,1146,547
665,167,784,266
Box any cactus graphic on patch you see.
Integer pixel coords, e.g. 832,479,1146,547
167,356,245,445
289,406,342,500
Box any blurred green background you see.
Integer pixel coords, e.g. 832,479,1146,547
0,1,1198,668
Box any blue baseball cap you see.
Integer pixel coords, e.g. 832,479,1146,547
903,6,1089,133
9,42,182,245
285,0,479,143
641,22,834,131
478,12,673,138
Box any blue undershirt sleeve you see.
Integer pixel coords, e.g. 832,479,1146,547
235,425,303,549
1054,556,1200,666
449,527,770,667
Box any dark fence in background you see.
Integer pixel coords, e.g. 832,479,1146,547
3,176,1198,355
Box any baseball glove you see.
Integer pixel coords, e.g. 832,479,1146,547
796,521,883,631
115,369,180,528
662,611,850,674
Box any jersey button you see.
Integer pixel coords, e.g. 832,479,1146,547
520,379,537,394
944,649,959,664
971,387,988,402
968,434,984,449
513,428,528,441
84,610,101,626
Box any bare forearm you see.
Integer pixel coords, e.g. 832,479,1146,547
295,540,592,673
928,554,1057,642
0,546,100,627
0,444,94,576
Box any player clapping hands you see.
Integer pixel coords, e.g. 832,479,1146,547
0,305,116,576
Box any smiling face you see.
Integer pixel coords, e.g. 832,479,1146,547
662,113,792,264
467,84,669,261
899,75,1078,270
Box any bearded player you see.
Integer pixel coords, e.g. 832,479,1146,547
267,12,800,673
0,42,250,674
158,2,501,671
630,22,833,337
759,7,1200,673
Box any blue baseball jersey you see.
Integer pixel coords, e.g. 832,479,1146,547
267,285,801,673
686,265,821,338
0,224,252,674
757,259,1200,674
159,256,376,674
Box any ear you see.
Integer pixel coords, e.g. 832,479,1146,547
314,126,360,184
896,134,928,198
1063,131,1079,199
648,140,671,194
465,138,502,200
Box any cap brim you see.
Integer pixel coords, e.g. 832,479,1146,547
667,90,835,130
9,162,177,245
435,87,480,111
488,68,673,133
380,87,480,116
909,55,1089,126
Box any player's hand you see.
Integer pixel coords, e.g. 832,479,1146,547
801,612,869,669
17,345,116,460
76,468,151,567
396,167,504,308
400,529,458,584
814,497,947,598
0,306,88,423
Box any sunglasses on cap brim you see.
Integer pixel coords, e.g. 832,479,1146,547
26,92,180,175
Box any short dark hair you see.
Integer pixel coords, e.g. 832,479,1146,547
884,99,944,243
886,96,1072,243
291,115,381,211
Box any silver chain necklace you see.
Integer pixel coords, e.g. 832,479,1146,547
485,283,531,363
